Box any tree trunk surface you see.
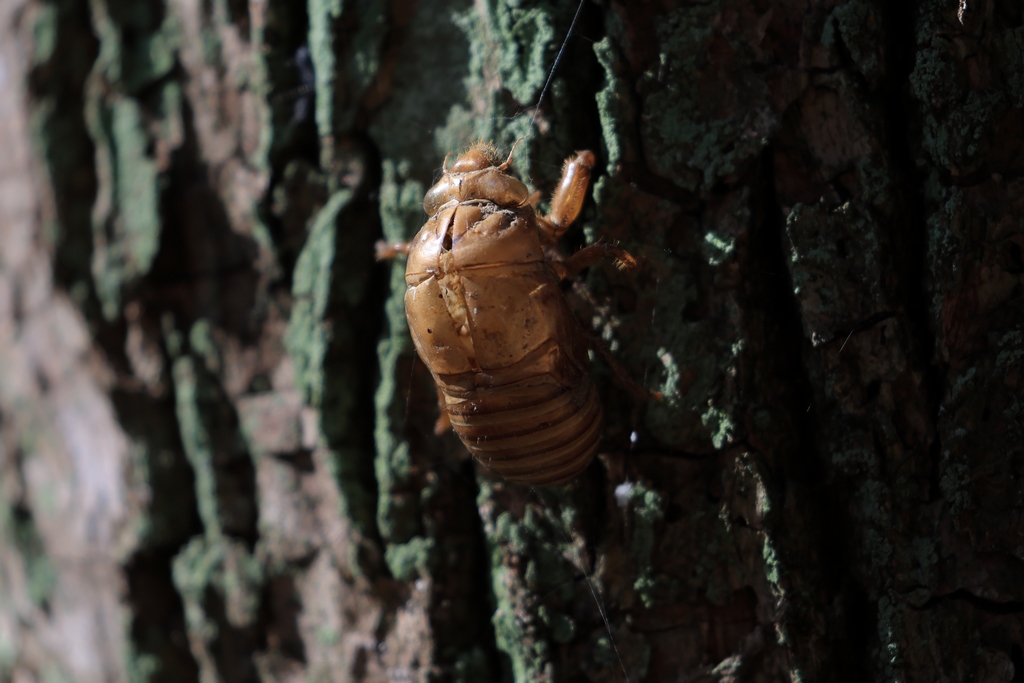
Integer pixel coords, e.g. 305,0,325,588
1,0,1022,681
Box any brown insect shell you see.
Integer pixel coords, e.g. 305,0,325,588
403,153,601,485
405,163,590,373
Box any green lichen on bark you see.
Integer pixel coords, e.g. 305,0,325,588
477,483,563,682
0,503,57,609
171,355,220,536
642,269,737,449
785,201,895,345
639,194,752,451
286,189,351,406
619,482,666,609
307,0,387,165
284,187,381,543
373,160,429,576
442,0,593,182
171,328,257,541
82,0,182,319
638,2,785,192
27,0,99,305
367,0,472,176
172,535,264,683
910,0,1022,179
593,36,635,174
823,0,885,87
169,323,265,681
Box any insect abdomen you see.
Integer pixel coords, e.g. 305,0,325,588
436,339,603,486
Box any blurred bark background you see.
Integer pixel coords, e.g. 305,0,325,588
1,0,1022,680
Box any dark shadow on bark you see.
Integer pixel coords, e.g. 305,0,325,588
263,575,308,664
752,144,876,681
877,0,943,429
112,389,202,547
261,0,321,284
146,96,262,342
204,583,263,683
27,0,101,317
126,551,202,683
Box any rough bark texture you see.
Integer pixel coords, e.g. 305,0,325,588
1,0,1022,681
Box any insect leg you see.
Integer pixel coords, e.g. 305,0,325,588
583,330,663,402
550,242,640,281
539,150,596,240
433,386,452,435
374,240,410,260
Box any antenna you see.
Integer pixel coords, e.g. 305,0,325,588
528,0,587,135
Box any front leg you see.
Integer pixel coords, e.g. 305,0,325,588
375,240,410,260
537,151,596,241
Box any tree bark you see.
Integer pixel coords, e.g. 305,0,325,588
1,0,1022,681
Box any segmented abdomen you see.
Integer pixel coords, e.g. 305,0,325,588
437,340,603,486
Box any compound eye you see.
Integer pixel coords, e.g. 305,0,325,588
452,148,491,172
423,177,455,215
